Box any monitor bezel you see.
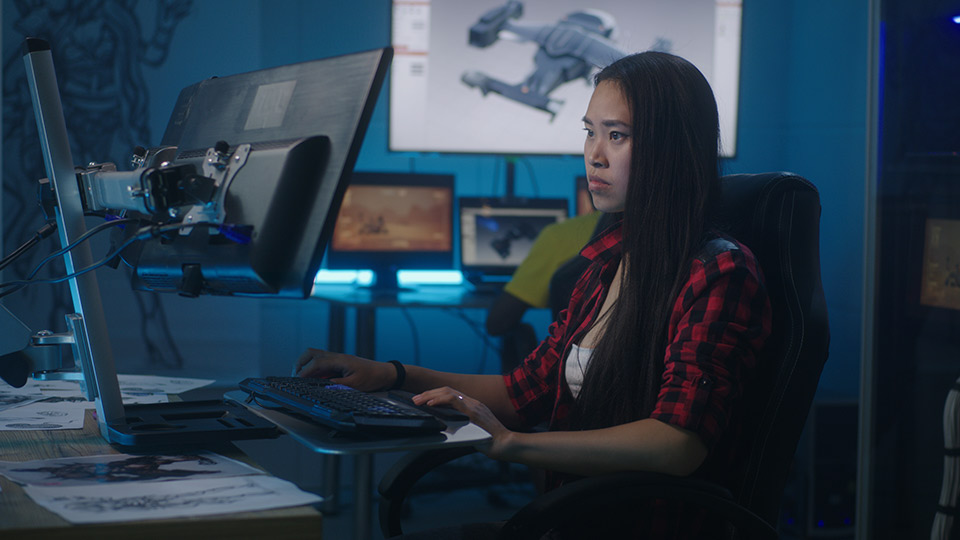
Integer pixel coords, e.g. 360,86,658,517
387,0,743,157
325,171,457,279
458,196,570,276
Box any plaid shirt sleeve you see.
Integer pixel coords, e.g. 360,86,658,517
501,313,568,427
649,240,772,450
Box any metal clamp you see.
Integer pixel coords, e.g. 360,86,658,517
180,142,251,234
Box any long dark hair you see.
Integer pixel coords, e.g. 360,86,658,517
568,52,721,430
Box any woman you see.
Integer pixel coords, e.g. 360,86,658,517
295,52,772,538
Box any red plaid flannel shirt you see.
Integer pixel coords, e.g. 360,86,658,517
502,219,772,536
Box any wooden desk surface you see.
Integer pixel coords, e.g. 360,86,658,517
0,409,323,539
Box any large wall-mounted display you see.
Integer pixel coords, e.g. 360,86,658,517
389,0,742,156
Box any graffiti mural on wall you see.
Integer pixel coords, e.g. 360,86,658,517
2,0,193,368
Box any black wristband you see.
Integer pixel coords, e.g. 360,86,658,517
388,360,406,390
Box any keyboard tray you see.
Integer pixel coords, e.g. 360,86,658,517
239,377,446,435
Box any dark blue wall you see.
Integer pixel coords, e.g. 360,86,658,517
1,0,868,398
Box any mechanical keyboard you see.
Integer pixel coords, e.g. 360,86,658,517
238,376,447,435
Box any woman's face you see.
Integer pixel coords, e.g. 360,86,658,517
582,80,632,213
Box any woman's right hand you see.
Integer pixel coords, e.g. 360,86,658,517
293,348,396,392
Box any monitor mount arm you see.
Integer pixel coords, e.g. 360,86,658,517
0,138,246,389
11,38,276,446
76,140,247,229
2,103,250,393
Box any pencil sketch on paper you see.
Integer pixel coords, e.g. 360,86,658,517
63,477,271,513
0,401,85,431
0,452,262,487
0,382,45,413
23,475,323,523
5,422,65,429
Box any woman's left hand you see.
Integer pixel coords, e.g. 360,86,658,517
412,387,514,460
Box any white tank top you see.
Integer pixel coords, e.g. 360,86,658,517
565,343,593,399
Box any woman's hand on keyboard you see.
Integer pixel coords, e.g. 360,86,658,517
293,348,395,392
413,387,510,458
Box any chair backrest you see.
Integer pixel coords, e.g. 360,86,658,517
715,172,831,525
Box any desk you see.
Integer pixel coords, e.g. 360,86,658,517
0,409,323,539
313,283,498,360
226,390,491,540
310,284,499,536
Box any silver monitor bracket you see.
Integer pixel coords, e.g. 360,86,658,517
19,37,277,446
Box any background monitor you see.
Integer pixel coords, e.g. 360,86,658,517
575,175,595,216
459,197,569,279
389,0,742,156
131,48,392,298
325,172,455,291
919,217,960,311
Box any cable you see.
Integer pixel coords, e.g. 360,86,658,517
0,221,58,272
478,330,489,375
22,218,138,284
399,307,421,366
519,158,540,197
0,220,219,300
443,307,501,373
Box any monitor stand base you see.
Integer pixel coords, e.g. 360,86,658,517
105,399,279,448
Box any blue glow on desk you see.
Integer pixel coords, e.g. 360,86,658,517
315,269,375,285
398,271,464,285
313,269,465,288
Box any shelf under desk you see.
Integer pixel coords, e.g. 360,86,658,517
0,408,323,539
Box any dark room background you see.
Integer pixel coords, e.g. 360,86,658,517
0,1,879,537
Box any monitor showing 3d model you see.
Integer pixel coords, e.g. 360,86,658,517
459,197,568,279
325,172,455,291
389,0,742,156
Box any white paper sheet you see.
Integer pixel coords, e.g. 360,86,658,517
0,380,48,412
0,401,85,430
0,451,264,487
0,374,216,430
116,374,215,395
23,475,322,523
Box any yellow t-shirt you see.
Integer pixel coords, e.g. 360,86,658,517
503,212,602,308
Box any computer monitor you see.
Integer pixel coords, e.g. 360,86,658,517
575,175,595,216
919,217,960,311
459,197,569,281
389,0,742,156
20,38,394,446
127,48,393,298
325,172,455,291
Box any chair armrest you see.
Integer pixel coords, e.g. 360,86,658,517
499,470,778,540
378,446,480,537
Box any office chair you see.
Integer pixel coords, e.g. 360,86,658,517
932,374,960,539
379,172,830,539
